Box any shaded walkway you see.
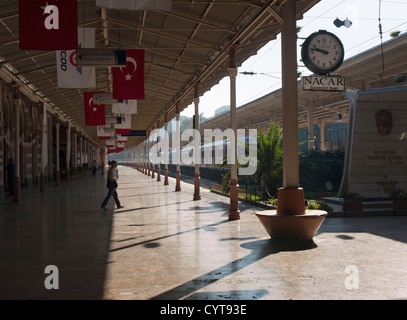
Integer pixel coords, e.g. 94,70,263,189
0,172,113,299
1,166,407,299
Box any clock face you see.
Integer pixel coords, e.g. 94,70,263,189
301,30,344,75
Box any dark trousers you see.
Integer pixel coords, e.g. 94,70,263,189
101,188,121,208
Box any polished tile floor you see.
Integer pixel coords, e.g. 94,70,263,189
1,166,407,300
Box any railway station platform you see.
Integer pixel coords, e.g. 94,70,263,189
1,166,407,300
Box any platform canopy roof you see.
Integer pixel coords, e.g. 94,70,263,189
0,0,320,147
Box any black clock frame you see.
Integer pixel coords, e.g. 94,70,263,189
301,30,344,75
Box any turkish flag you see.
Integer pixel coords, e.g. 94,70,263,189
84,92,106,126
19,0,78,50
112,49,145,100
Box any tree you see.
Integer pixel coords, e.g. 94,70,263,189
180,117,193,132
255,123,283,199
390,30,401,38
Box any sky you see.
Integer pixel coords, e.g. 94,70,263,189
180,0,407,118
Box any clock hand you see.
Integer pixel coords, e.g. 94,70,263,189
311,48,329,55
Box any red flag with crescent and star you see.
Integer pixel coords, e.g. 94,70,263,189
112,49,145,100
84,91,106,126
19,0,78,50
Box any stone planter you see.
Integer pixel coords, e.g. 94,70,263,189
342,200,363,211
395,199,407,209
255,210,327,241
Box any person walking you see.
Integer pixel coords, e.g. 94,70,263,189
101,160,124,210
5,158,15,195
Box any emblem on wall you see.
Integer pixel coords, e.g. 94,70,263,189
375,109,393,135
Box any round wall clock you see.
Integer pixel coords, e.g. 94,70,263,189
90,145,97,152
301,30,344,75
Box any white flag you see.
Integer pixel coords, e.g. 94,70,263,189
96,0,171,11
114,113,132,132
112,100,138,114
40,103,48,172
106,139,116,147
57,28,96,88
116,135,128,142
97,124,112,139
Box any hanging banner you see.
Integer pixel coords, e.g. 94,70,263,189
93,93,120,104
114,113,132,135
112,100,138,114
76,49,126,67
105,116,122,124
84,91,106,126
57,28,96,88
106,139,116,147
97,124,112,139
112,49,145,100
121,130,147,137
116,135,128,142
19,0,78,50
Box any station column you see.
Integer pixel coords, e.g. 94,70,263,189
55,117,60,186
151,127,155,179
175,103,181,192
228,44,240,220
13,87,21,203
193,83,201,201
156,121,161,182
164,114,169,186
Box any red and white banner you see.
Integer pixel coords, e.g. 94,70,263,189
57,28,96,88
96,0,172,11
97,124,112,140
106,139,116,147
112,100,138,114
84,91,106,126
114,113,132,135
112,49,145,100
19,0,78,50
107,147,124,154
116,135,128,142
